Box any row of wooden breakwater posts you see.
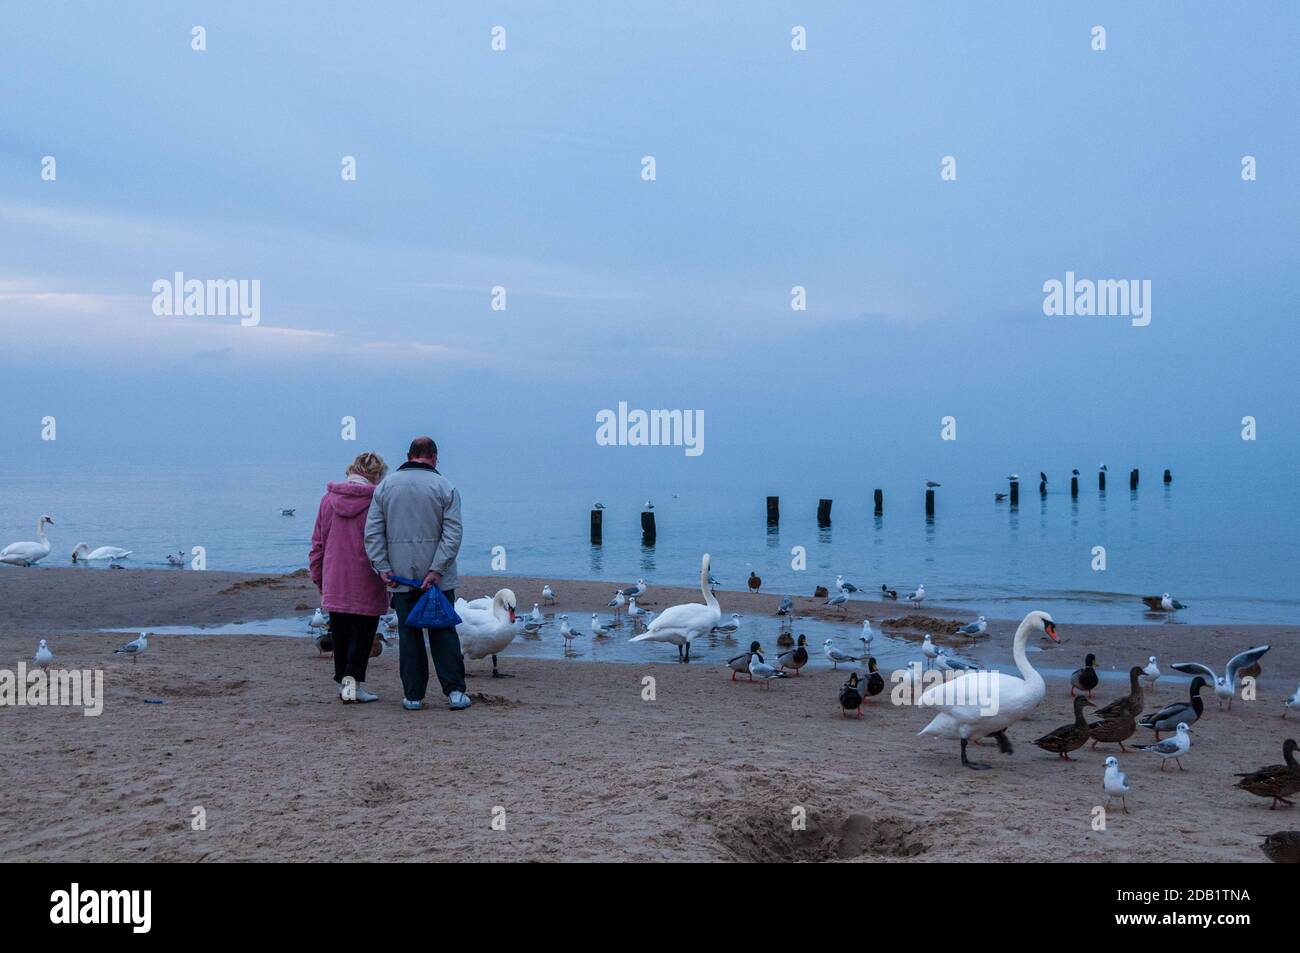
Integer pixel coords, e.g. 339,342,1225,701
588,468,1173,542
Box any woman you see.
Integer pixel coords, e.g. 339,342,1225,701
309,451,390,702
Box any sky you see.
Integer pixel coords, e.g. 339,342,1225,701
1,1,1297,498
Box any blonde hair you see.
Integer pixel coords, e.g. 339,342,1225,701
346,451,388,484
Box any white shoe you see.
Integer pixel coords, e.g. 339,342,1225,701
355,683,378,703
449,690,471,711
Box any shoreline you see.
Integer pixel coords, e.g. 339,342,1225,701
2,568,1296,862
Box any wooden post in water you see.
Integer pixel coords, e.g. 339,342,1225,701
925,489,935,516
766,496,779,525
1099,468,1106,492
1130,468,1139,490
640,511,656,543
1039,478,1047,497
590,509,603,544
1163,469,1172,484
1009,479,1019,505
1071,474,1079,497
873,489,883,515
817,499,832,526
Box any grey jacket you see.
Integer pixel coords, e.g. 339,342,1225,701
364,462,462,592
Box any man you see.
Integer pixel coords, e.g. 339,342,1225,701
364,436,470,711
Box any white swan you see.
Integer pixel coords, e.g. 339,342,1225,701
918,609,1059,769
455,589,517,677
71,543,132,563
1,515,54,567
629,553,720,663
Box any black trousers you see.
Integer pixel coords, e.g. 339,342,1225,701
391,588,467,702
330,612,379,685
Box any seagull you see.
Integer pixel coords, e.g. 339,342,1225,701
835,575,860,594
1134,723,1193,771
280,507,295,516
607,590,626,620
593,502,605,510
825,590,849,612
839,672,864,718
859,619,874,652
1103,756,1131,813
643,500,654,510
1141,656,1162,689
114,632,149,664
528,603,544,624
1141,592,1188,612
33,639,54,672
1172,645,1271,710
994,493,1007,502
749,653,789,688
1007,473,1019,481
618,579,648,599
880,584,898,600
921,634,939,669
308,608,330,632
747,572,762,594
591,614,610,638
542,585,556,605
934,648,981,673
956,616,988,639
626,596,648,624
1286,684,1300,719
905,583,925,605
1100,464,1108,472
558,615,581,646
1072,468,1079,476
713,612,742,634
823,640,859,670
727,641,761,681
776,595,793,617
165,551,186,567
925,481,941,488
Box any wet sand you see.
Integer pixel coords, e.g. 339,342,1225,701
1,567,1296,862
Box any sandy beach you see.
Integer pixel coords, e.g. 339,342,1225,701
1,567,1296,862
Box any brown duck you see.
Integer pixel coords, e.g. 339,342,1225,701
1093,666,1145,720
1259,831,1300,863
1034,696,1096,760
1089,711,1138,751
1235,739,1300,810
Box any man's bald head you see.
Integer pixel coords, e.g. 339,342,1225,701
407,436,438,462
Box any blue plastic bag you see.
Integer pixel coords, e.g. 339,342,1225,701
389,576,463,629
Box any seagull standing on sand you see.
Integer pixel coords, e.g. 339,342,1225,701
542,585,556,605
825,590,849,612
591,614,610,638
921,634,939,670
1103,757,1131,813
1142,656,1162,689
115,632,149,664
618,579,648,599
823,640,859,670
749,653,789,688
956,616,988,639
33,640,54,672
1134,722,1193,771
906,583,925,606
1286,684,1300,719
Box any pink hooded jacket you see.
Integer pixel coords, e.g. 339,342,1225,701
309,480,391,617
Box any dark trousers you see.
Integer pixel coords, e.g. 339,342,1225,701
330,612,379,685
391,588,466,702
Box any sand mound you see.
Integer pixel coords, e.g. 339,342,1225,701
882,615,964,635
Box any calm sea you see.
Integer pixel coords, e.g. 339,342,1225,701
1,452,1296,627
